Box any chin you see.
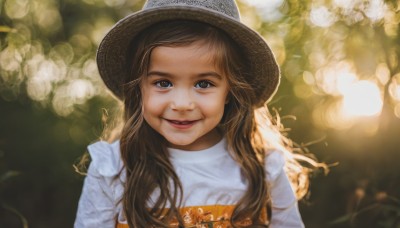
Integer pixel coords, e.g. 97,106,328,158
168,139,194,147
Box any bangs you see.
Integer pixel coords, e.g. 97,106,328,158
129,20,248,82
200,33,231,79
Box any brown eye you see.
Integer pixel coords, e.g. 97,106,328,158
195,80,213,89
155,80,172,88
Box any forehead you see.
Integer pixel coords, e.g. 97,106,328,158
147,43,224,79
148,41,226,74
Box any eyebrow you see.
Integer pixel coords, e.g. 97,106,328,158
147,71,223,80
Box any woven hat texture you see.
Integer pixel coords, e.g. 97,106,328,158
97,0,280,106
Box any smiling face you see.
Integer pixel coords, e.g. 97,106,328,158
141,41,229,151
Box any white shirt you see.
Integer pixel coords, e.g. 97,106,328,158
74,138,304,228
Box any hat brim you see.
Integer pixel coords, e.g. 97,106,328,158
97,6,280,106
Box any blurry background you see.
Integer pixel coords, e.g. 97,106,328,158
0,0,399,227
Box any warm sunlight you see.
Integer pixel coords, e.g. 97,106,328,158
341,80,383,117
243,0,284,21
310,6,337,27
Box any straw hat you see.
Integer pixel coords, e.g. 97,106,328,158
97,0,280,107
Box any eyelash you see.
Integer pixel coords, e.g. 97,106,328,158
154,80,172,88
153,80,215,89
195,80,214,89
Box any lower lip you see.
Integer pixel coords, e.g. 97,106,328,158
166,120,198,129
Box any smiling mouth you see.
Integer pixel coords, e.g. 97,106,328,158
164,119,199,129
167,120,198,125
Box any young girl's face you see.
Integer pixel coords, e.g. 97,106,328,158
141,41,229,151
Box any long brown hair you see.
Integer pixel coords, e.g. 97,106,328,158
119,20,270,227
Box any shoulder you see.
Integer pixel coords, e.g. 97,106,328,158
264,150,285,183
75,140,124,226
264,150,300,209
87,140,123,177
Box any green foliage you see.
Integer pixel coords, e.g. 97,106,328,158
330,196,400,228
0,151,27,228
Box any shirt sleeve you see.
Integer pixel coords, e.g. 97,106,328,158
74,141,122,228
265,151,305,228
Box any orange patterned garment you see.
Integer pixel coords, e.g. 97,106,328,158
116,205,268,228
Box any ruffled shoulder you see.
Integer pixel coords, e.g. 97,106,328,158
87,140,123,177
264,150,285,183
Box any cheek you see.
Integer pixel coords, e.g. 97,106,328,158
201,96,227,117
142,91,166,115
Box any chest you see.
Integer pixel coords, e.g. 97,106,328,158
148,155,247,207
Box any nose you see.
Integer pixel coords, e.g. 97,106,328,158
170,89,195,111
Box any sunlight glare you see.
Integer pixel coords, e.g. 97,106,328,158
51,79,96,116
389,74,400,101
69,79,95,104
341,81,383,117
33,59,66,83
384,10,399,37
333,0,357,9
27,77,52,101
254,108,284,151
82,59,99,79
243,0,284,21
310,6,337,27
336,72,358,95
376,63,390,85
0,47,22,72
364,0,386,22
303,71,315,85
312,100,353,130
25,56,67,101
315,62,357,96
52,86,74,116
395,103,400,119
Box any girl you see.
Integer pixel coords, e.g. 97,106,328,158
75,0,317,227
